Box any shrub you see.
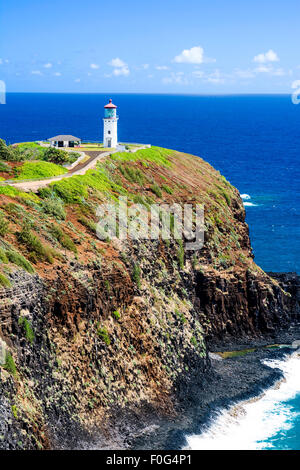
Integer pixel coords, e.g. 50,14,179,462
112,310,121,320
77,215,96,233
41,197,66,220
11,405,18,419
150,184,162,198
0,248,8,263
50,224,77,253
5,249,35,273
177,241,184,269
0,160,11,172
18,317,35,344
67,151,81,164
0,139,15,161
175,308,187,324
190,336,198,348
17,224,54,263
119,165,145,185
0,214,9,236
162,184,173,194
3,351,17,375
132,263,141,288
97,327,111,345
14,161,66,180
0,273,11,287
43,147,69,165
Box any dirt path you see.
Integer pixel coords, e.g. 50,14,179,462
2,149,118,193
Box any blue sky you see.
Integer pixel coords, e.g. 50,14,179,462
1,0,299,93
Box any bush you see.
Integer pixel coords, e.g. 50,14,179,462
0,214,9,236
97,327,111,345
41,197,66,220
17,223,54,263
177,241,184,269
14,161,66,180
43,147,69,165
162,184,173,194
0,273,11,287
67,151,81,164
5,249,35,273
150,184,162,198
119,165,145,185
132,263,141,288
3,351,17,375
77,215,96,233
18,317,35,344
0,248,8,263
0,139,15,161
50,224,77,253
112,310,121,320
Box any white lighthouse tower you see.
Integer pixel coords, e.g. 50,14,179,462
103,98,118,148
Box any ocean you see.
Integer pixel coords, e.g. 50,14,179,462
0,93,299,449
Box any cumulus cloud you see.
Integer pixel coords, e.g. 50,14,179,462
174,46,205,64
44,62,52,68
31,70,42,75
109,57,126,68
109,57,130,76
156,65,169,70
74,78,81,82
53,72,61,76
253,49,279,63
113,66,130,76
90,63,99,69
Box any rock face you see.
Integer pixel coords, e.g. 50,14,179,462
0,147,298,449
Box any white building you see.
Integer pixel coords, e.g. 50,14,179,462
103,99,118,148
48,135,81,148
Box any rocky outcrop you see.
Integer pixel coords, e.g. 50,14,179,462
0,148,298,449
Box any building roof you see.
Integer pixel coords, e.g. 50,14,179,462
104,99,117,109
48,135,81,142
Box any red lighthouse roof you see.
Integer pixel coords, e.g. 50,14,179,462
104,99,117,109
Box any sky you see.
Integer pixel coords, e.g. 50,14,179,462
0,0,300,94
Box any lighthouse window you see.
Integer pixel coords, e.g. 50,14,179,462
108,131,111,134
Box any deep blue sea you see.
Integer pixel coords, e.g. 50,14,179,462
0,93,299,449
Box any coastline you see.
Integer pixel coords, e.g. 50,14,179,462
127,327,300,450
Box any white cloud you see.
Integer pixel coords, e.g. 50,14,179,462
31,70,42,75
0,59,2,65
253,49,279,63
174,46,205,64
109,57,130,76
90,63,99,69
74,78,81,82
156,65,169,70
113,66,130,76
53,72,61,76
162,71,188,85
142,63,149,69
109,57,126,68
44,62,52,68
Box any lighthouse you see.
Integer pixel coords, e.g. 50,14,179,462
103,99,118,148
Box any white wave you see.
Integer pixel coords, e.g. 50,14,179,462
243,202,258,207
241,194,251,200
183,350,300,450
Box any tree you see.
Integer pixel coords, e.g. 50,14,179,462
43,147,69,165
0,139,14,161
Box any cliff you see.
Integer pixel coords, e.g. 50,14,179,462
0,147,297,449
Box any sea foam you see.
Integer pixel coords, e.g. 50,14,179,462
183,350,300,450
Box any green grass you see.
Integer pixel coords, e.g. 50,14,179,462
5,249,35,273
110,147,172,167
0,214,9,236
150,183,162,198
112,310,121,320
50,224,77,253
3,351,17,375
48,167,126,203
132,263,141,288
0,273,11,287
97,327,111,345
18,317,35,344
0,185,40,203
17,224,54,263
14,161,66,180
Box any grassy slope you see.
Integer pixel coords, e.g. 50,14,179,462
13,161,67,180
